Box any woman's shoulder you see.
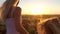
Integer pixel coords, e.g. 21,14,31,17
10,6,21,18
14,7,21,14
15,7,21,11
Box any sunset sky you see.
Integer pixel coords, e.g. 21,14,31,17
0,0,60,15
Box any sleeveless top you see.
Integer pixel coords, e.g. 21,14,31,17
6,18,20,34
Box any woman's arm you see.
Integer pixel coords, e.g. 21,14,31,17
13,7,29,34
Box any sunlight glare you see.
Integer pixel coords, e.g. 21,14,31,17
31,5,44,15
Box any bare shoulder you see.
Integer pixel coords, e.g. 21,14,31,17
15,7,21,11
12,7,21,17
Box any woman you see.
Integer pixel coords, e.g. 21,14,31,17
1,0,29,34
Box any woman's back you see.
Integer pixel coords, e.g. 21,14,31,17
6,18,20,34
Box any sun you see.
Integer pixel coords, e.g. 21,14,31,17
31,5,44,15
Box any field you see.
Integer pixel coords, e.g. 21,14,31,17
22,15,60,34
0,15,60,34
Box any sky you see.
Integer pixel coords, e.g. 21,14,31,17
0,0,60,15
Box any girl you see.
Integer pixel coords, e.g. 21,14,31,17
1,0,29,34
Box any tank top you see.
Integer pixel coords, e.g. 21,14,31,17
6,18,20,34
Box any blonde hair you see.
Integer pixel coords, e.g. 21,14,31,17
1,0,19,20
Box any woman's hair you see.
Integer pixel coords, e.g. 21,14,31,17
1,0,19,20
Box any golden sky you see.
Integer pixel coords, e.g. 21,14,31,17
18,0,60,15
0,0,60,15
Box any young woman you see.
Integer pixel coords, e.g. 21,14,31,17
1,0,29,34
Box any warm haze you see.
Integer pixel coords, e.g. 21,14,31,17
0,0,60,15
18,0,60,15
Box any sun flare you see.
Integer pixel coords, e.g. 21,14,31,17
31,5,44,15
